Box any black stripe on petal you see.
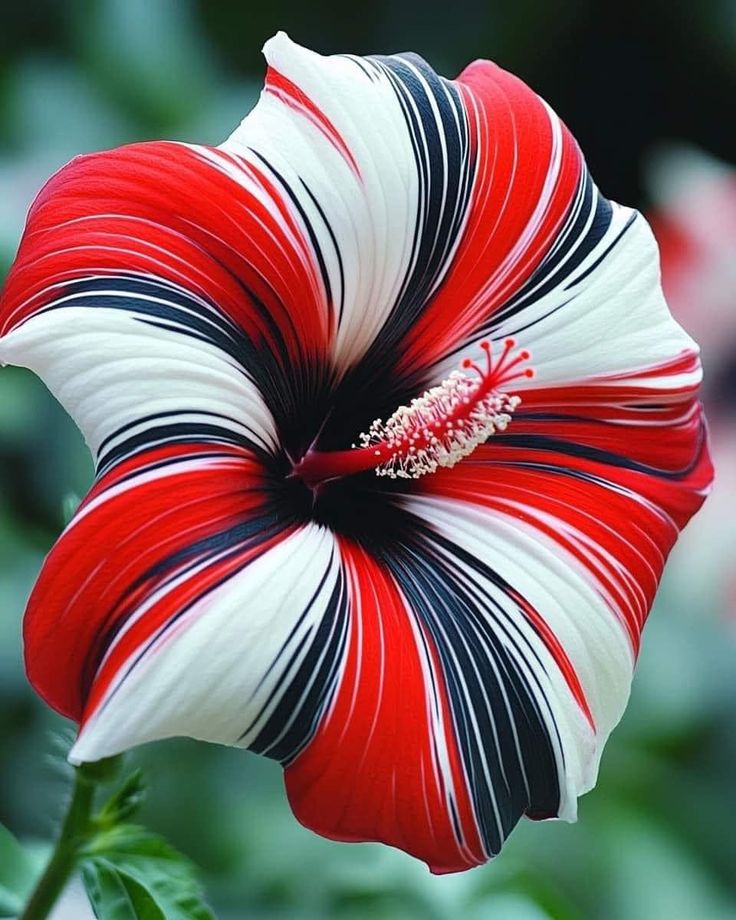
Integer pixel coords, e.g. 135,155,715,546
382,521,561,856
361,53,475,352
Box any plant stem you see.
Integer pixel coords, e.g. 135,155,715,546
19,767,97,920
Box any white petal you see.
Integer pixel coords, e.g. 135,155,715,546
223,32,469,372
435,201,699,395
0,281,277,462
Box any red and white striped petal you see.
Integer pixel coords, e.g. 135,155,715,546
285,540,488,874
397,58,584,374
223,33,426,371
429,197,700,411
398,489,632,828
223,35,587,379
71,524,342,764
514,211,699,393
21,442,345,764
400,412,710,828
0,134,336,461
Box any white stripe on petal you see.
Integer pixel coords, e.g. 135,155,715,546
0,297,277,461
70,524,341,763
404,492,635,820
434,203,698,396
222,32,471,373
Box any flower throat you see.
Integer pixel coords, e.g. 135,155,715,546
291,340,533,488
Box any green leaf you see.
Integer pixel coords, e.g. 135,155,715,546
96,770,147,827
82,861,165,920
81,825,213,920
0,823,37,917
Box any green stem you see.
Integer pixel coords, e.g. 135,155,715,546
19,758,121,920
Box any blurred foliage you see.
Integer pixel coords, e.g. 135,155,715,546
1,1,735,918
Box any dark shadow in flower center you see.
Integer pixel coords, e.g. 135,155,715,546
276,352,428,460
264,353,431,545
269,451,414,551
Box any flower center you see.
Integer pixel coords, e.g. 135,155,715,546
291,340,533,488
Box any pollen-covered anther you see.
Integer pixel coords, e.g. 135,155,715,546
291,340,532,487
360,339,532,480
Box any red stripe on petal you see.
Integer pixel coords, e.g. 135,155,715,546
505,585,595,730
23,446,279,722
399,61,582,371
419,405,711,657
1,142,330,362
266,67,361,178
81,523,292,728
284,539,487,873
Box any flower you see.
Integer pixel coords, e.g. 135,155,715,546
647,147,736,623
0,34,712,873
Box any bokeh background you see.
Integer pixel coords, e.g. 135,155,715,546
1,2,735,918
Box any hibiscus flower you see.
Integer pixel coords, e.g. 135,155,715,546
0,34,711,873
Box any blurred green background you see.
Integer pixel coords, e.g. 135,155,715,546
1,2,735,918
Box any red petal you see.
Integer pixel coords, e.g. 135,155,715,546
285,539,487,873
1,142,331,362
23,444,285,722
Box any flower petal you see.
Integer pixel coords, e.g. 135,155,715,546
0,284,277,466
284,505,594,874
403,401,710,818
222,35,585,380
0,132,345,459
285,385,710,873
22,442,346,764
285,539,488,874
397,57,585,373
224,32,470,373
